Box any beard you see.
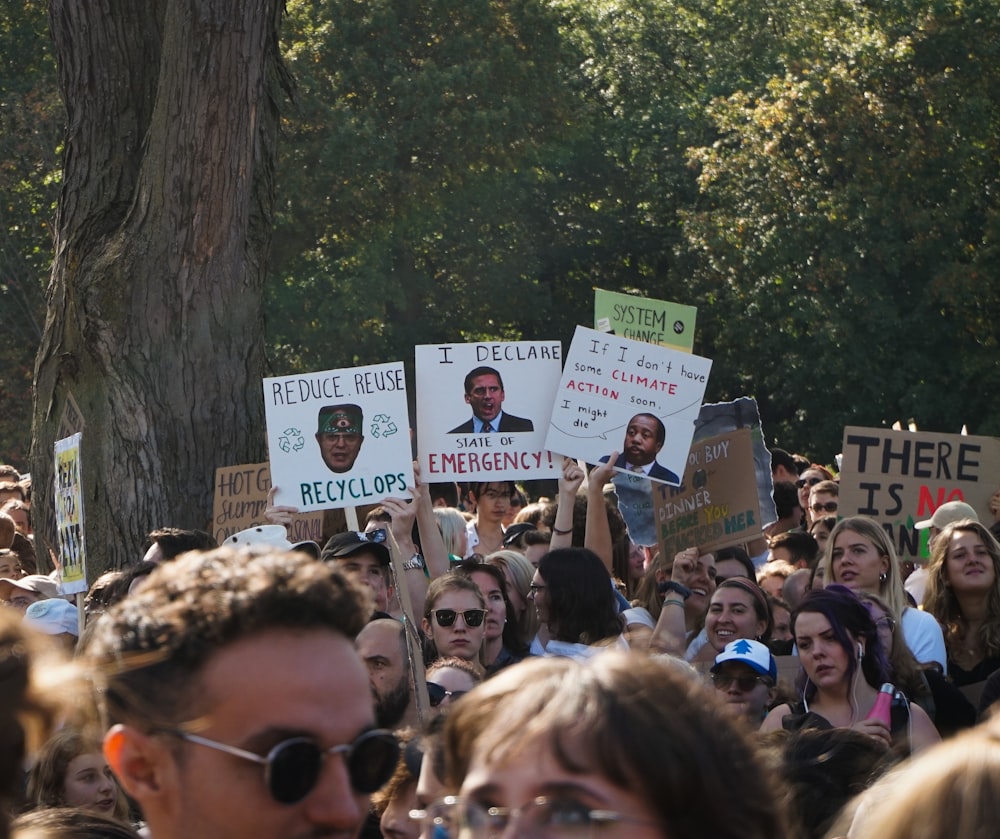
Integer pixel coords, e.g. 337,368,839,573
375,675,410,728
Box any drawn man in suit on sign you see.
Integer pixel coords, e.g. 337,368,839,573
448,366,534,434
600,413,679,483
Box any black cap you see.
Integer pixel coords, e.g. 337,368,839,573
320,530,391,566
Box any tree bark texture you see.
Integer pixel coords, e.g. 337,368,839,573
31,0,286,570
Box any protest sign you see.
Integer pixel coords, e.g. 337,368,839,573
263,362,414,513
839,426,1000,558
53,433,86,595
653,428,761,559
416,342,563,482
545,326,712,485
212,462,325,545
594,288,697,352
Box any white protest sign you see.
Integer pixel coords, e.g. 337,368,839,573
544,326,712,485
263,362,414,512
416,342,563,482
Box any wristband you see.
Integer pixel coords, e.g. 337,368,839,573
657,581,692,600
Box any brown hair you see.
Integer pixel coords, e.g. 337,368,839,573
443,652,788,839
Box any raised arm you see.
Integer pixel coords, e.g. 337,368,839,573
584,454,618,576
548,457,585,550
648,547,702,656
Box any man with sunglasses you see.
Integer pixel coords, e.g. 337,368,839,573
85,547,399,839
710,638,778,726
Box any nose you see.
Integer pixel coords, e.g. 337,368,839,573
303,749,365,833
98,774,114,795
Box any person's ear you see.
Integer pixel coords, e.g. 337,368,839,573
421,617,431,637
104,725,174,803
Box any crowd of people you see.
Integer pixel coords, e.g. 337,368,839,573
1,450,1000,839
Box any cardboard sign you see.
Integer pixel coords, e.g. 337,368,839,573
545,326,712,485
263,362,414,512
653,428,762,559
416,342,563,481
594,288,697,352
53,433,86,595
839,426,1000,558
212,462,325,545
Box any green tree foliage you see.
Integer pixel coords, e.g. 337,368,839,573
683,0,1000,455
0,1,61,465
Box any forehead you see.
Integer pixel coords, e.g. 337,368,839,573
711,586,754,606
197,628,373,741
433,589,483,609
801,469,826,481
834,529,875,550
469,375,501,391
428,666,476,691
469,570,501,593
715,559,748,578
949,530,985,551
794,610,832,635
477,482,511,496
356,624,403,659
338,550,384,570
627,416,658,433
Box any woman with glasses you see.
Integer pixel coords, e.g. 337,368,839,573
427,651,788,839
761,586,940,753
421,574,488,665
528,548,624,658
821,516,947,672
452,560,527,673
857,591,975,737
424,657,481,714
922,518,1000,687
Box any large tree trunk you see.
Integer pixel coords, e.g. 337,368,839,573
31,0,286,572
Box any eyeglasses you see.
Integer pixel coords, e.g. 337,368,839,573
528,583,546,595
433,608,487,628
426,682,469,707
796,477,823,489
711,673,771,692
810,501,838,513
875,616,896,633
356,529,387,543
168,728,399,804
410,795,660,838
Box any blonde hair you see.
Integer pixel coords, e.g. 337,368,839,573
433,507,468,557
844,716,1000,838
822,517,907,619
485,550,538,641
922,519,1000,660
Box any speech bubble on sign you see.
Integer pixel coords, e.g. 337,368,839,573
544,326,712,486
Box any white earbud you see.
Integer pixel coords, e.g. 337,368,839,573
857,643,864,660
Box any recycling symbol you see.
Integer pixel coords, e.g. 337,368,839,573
277,428,305,453
370,414,398,439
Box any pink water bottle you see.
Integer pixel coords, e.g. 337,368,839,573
865,682,895,726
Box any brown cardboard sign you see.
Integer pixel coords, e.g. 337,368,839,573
839,426,1000,558
213,462,324,545
654,427,762,559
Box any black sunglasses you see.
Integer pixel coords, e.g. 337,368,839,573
426,682,469,707
810,501,838,513
169,728,399,804
796,476,823,489
432,608,486,628
712,673,770,692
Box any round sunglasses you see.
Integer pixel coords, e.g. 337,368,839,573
169,727,399,804
432,608,487,628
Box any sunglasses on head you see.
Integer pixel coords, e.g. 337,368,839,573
796,476,823,488
810,501,838,513
432,608,486,627
712,673,770,692
356,529,387,543
169,728,399,804
426,682,469,707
